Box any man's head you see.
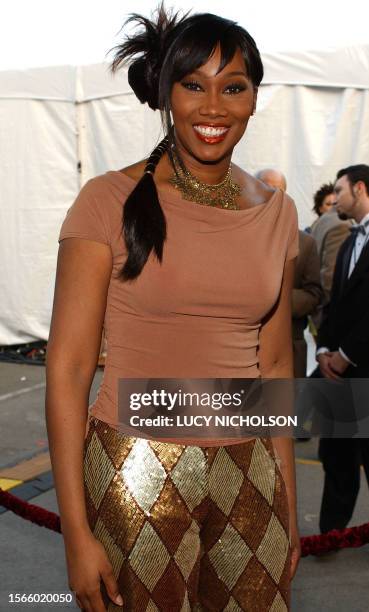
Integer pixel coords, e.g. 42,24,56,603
334,165,369,222
255,168,287,191
313,183,335,217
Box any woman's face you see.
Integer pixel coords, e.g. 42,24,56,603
170,45,257,166
319,193,335,215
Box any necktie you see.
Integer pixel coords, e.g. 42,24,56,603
350,225,366,236
349,220,369,236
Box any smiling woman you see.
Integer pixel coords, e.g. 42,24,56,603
46,4,300,612
170,47,256,158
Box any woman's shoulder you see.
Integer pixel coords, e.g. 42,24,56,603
85,165,140,193
232,165,277,208
59,166,147,247
63,166,145,230
73,163,148,212
117,160,147,183
86,160,149,197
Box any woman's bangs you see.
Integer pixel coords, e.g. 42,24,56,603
170,26,240,83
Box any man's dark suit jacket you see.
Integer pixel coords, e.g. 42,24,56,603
317,231,369,376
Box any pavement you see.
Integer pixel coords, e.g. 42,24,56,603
1,359,369,612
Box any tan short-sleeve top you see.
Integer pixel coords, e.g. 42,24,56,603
58,171,299,442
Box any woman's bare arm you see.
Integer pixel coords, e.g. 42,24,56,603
46,239,125,609
46,238,112,539
258,257,301,578
258,258,295,378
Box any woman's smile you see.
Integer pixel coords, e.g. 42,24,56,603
193,123,230,144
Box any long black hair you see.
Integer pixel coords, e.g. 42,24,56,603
111,4,264,280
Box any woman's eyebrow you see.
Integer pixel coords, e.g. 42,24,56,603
221,70,248,77
192,69,248,78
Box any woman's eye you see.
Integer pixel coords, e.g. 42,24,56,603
180,81,247,94
181,81,203,92
224,83,247,95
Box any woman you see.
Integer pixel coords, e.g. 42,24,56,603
306,182,335,234
46,7,300,611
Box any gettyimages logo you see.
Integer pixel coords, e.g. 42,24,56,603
128,388,244,411
118,378,298,440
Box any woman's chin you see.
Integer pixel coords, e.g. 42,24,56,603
186,142,233,165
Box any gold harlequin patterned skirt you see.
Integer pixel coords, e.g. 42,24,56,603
83,417,291,612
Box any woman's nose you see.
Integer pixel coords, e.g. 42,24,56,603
199,91,227,117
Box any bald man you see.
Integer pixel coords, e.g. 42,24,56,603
256,169,322,377
255,168,287,192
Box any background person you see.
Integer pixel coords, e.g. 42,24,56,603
309,183,352,335
308,182,335,234
316,164,369,534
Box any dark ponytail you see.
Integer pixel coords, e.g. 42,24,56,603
110,5,184,281
120,138,168,280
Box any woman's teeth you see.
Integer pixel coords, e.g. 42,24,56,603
193,125,229,137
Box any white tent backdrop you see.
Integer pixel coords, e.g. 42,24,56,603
1,46,369,344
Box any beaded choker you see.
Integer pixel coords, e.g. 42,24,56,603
169,150,241,210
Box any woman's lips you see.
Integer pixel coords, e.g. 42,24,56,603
193,124,230,144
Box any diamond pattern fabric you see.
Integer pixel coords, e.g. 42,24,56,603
208,448,244,515
84,431,116,509
93,517,125,577
146,601,160,612
170,446,208,511
247,438,276,505
208,524,253,589
128,522,171,591
270,591,288,612
223,596,244,611
83,417,291,611
174,520,201,580
255,514,290,584
121,439,167,515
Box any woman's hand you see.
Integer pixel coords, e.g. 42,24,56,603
65,530,123,611
289,520,301,580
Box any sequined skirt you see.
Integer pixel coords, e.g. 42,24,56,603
83,417,291,611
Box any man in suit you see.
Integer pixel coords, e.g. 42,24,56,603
310,202,352,332
311,202,352,306
256,169,322,377
316,164,369,533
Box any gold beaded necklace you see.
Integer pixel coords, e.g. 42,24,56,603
169,149,241,210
